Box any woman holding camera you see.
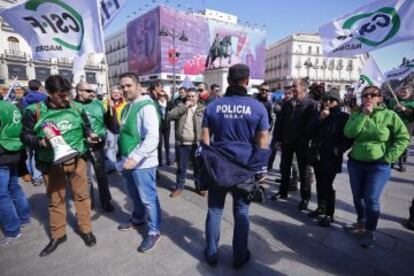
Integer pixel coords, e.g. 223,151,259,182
344,86,409,248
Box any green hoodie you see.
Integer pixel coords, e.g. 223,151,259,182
344,106,410,163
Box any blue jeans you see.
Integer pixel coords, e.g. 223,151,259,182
176,145,199,190
0,165,30,237
26,148,41,181
205,187,250,262
106,132,118,171
347,159,391,231
122,167,161,235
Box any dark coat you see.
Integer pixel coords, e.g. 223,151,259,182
255,95,273,129
273,97,318,143
305,107,353,173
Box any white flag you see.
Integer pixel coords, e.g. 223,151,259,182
100,0,128,29
359,56,385,87
319,0,414,57
0,0,104,61
355,56,385,104
385,64,413,81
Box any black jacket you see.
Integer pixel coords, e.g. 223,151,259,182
154,100,173,131
255,95,273,130
306,107,353,173
273,97,318,143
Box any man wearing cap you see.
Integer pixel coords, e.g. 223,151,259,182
202,64,269,269
305,89,352,226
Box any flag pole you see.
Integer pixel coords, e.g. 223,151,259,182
385,81,400,105
364,52,400,106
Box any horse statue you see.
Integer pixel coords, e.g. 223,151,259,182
205,35,233,70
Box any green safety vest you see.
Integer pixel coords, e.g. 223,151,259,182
0,100,23,152
119,99,158,157
73,100,106,138
29,102,87,163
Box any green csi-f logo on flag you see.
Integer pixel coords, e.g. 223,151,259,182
336,7,400,47
23,0,84,51
359,74,374,86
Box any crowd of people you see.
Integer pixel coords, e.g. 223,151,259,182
0,64,413,269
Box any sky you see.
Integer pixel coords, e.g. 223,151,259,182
105,0,414,72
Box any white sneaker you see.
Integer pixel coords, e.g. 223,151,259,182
0,233,22,247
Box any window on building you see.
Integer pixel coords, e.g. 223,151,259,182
337,60,343,70
329,59,335,70
308,46,312,54
316,46,320,55
8,64,27,80
314,58,319,68
346,60,353,70
7,37,20,54
298,44,302,53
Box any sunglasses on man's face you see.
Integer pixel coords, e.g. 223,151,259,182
260,89,269,92
80,89,95,94
361,92,379,99
197,88,204,92
323,97,337,102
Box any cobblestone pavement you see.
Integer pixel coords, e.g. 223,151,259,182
1,150,414,276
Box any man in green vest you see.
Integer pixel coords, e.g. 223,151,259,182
0,96,30,247
21,75,97,257
74,82,114,212
117,72,161,253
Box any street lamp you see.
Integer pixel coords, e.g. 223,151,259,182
304,59,313,78
159,25,188,95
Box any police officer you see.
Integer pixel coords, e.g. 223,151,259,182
73,82,114,212
21,75,97,257
202,64,269,269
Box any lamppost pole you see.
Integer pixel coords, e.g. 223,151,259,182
304,60,313,78
159,25,188,96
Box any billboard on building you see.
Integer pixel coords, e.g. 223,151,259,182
127,6,266,79
127,7,161,76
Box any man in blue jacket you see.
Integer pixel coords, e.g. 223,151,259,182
22,79,47,108
201,64,269,269
22,79,47,186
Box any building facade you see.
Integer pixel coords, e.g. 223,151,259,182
0,0,107,96
105,28,128,88
265,33,366,92
105,5,266,93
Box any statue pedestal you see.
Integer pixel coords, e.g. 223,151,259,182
202,68,229,94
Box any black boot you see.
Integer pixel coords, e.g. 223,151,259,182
405,198,414,231
319,190,335,227
80,232,97,247
39,235,67,257
308,207,325,218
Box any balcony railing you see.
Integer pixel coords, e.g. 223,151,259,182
5,50,27,59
